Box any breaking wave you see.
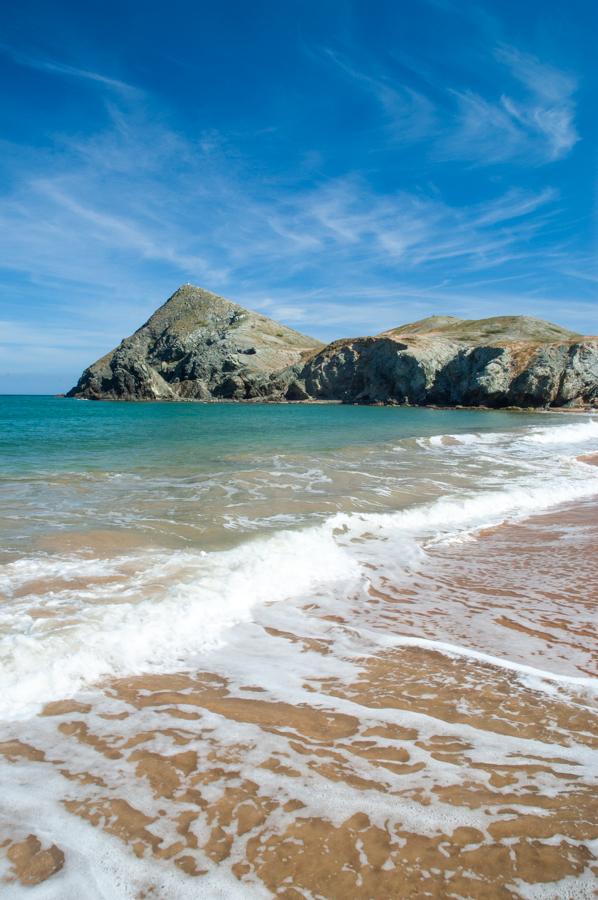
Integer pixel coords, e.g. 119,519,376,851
1,415,597,721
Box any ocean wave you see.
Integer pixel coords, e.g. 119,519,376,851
0,528,360,720
425,431,505,447
420,416,597,450
3,458,597,721
330,469,598,543
368,633,597,694
2,414,598,722
0,555,122,593
522,418,598,445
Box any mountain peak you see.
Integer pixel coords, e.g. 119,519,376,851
67,288,596,407
140,284,239,334
68,285,322,401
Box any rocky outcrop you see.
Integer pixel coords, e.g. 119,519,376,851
288,316,598,408
67,285,322,401
69,293,598,408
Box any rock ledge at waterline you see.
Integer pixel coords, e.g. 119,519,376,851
68,285,598,408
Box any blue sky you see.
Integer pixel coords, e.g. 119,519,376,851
0,0,596,392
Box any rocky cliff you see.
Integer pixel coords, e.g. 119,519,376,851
67,285,323,401
288,316,598,408
68,288,598,408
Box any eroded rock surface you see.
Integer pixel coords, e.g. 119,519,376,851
290,316,598,408
69,293,598,408
67,284,322,401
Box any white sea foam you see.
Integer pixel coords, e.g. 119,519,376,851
0,768,263,900
513,874,598,899
522,417,598,445
330,468,598,543
0,556,122,593
1,415,597,722
0,528,360,720
426,430,504,447
422,416,598,451
368,633,598,694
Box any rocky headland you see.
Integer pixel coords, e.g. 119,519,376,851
67,285,323,402
68,284,598,408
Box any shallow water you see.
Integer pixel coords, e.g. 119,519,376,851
0,398,597,897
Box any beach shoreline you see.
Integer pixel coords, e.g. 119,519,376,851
1,494,597,897
62,394,598,413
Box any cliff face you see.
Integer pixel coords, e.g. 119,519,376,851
290,317,598,408
67,285,322,401
68,292,598,408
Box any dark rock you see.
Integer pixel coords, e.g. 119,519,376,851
295,316,598,409
68,292,598,409
68,284,322,401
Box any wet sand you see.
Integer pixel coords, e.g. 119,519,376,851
1,499,597,897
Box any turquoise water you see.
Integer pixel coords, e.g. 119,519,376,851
1,394,587,563
0,395,597,719
0,396,552,475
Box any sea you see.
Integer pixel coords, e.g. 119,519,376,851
0,396,597,897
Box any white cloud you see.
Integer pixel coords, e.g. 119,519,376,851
0,102,567,313
0,42,137,95
321,48,436,142
443,45,579,164
322,41,579,166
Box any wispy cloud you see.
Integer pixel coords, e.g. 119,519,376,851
443,45,579,164
498,45,578,157
35,180,224,278
321,39,579,166
321,48,435,142
0,42,137,94
0,94,571,346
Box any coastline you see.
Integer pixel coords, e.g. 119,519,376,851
62,394,598,413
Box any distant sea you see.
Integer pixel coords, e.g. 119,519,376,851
1,396,597,897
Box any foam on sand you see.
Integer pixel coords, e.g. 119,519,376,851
1,413,598,896
0,529,359,721
2,417,598,721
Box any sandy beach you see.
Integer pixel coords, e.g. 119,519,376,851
1,493,597,897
